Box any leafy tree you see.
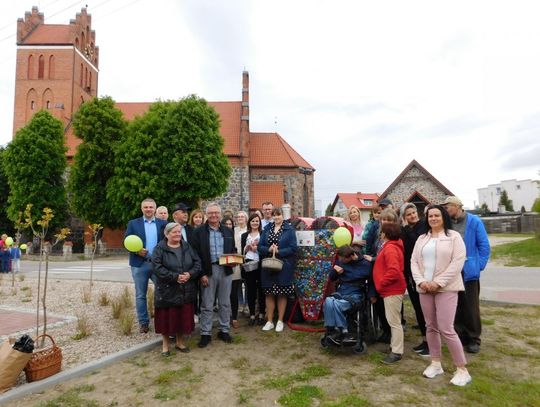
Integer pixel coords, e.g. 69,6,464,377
68,97,127,228
3,111,68,230
479,202,489,215
0,147,14,235
108,95,231,224
325,203,333,216
532,198,540,213
498,189,514,212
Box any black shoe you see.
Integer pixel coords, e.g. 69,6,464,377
341,334,357,346
248,317,256,326
465,343,480,354
382,352,402,364
198,335,212,348
413,341,428,353
217,331,233,343
257,316,265,326
328,331,343,346
139,324,149,334
418,347,430,357
175,345,190,353
377,333,391,344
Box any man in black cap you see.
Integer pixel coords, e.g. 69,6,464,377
173,202,194,244
378,198,394,209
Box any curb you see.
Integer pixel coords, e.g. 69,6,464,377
0,337,161,404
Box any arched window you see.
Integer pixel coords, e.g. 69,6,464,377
80,63,83,86
75,37,79,48
46,101,51,109
48,55,55,79
88,71,92,91
27,55,34,79
42,88,54,110
84,67,88,89
26,88,38,121
38,55,44,79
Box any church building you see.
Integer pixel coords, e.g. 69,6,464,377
12,7,315,241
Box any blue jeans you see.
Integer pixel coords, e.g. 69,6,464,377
323,293,362,330
131,261,156,326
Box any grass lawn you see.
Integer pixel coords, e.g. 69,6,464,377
489,233,535,238
491,237,540,267
6,301,540,407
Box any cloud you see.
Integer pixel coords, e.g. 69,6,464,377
421,115,492,139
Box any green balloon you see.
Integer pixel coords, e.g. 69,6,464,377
124,235,143,253
5,237,14,247
333,227,352,248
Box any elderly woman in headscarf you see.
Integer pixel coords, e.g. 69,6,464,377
152,222,201,356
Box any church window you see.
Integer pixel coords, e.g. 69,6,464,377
31,101,35,110
48,55,55,79
80,63,83,86
27,55,34,79
75,37,79,48
88,71,92,91
38,55,44,79
84,67,88,89
46,101,51,109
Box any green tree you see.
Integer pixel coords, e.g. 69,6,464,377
107,95,231,224
325,203,333,216
68,97,127,228
0,147,14,235
498,189,514,212
3,111,68,230
479,202,490,215
532,198,540,213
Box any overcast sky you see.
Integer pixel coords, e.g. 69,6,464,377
1,0,539,210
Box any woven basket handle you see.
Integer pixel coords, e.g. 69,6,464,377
34,334,56,348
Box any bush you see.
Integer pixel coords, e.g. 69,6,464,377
111,298,124,320
72,313,92,340
98,290,110,306
119,312,135,336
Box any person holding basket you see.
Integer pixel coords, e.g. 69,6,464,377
258,208,298,333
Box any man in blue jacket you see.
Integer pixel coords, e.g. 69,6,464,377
443,196,490,354
125,198,167,333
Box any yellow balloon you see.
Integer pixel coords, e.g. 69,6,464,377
333,227,352,248
5,237,13,247
124,235,143,253
20,244,28,250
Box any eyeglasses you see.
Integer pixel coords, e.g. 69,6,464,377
207,211,220,215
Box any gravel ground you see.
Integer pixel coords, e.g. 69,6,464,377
0,274,159,385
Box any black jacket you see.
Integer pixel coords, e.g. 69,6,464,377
191,222,236,277
183,223,195,246
151,239,201,308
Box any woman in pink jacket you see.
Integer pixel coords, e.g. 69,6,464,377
411,205,470,386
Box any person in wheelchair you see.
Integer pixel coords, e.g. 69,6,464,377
323,245,375,346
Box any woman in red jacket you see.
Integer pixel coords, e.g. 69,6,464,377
373,222,407,364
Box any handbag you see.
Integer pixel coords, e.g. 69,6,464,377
242,260,259,272
261,251,283,273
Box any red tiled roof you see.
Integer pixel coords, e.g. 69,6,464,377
115,101,241,156
333,192,380,210
250,182,284,209
22,25,71,44
250,132,314,169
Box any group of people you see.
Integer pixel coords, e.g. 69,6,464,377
324,196,490,386
125,199,297,355
0,234,21,273
125,194,490,387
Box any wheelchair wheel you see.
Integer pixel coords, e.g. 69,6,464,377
353,341,367,355
320,335,330,349
365,302,381,344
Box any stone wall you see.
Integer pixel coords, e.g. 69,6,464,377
251,170,314,217
386,166,449,207
202,165,250,213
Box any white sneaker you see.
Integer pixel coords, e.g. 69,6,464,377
450,369,472,386
275,320,284,332
194,315,199,324
423,363,444,378
262,321,274,331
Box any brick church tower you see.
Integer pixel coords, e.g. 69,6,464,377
13,7,98,157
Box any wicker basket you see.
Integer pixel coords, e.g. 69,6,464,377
24,334,62,382
261,252,283,273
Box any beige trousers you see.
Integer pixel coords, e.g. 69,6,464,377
384,294,404,355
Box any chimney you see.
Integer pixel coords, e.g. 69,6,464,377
240,70,250,158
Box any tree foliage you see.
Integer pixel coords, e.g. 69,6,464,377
107,95,231,224
0,147,14,235
498,189,514,212
325,203,333,216
68,97,127,228
532,198,540,213
3,110,68,230
479,202,490,215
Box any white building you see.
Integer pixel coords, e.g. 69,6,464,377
477,179,540,212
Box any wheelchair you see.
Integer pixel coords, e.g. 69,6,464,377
320,282,381,355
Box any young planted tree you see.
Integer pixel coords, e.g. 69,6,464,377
498,190,514,212
24,204,70,341
86,223,103,290
3,111,68,230
68,97,127,229
107,95,231,224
